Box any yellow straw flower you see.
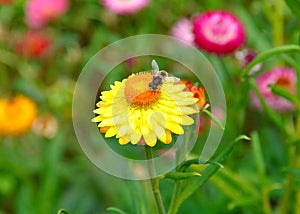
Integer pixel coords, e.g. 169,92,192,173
0,94,37,136
92,63,198,147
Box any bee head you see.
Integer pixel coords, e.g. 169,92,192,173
160,71,167,77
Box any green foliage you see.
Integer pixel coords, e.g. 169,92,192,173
0,0,300,214
285,0,300,19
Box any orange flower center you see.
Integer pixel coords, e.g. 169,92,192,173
276,77,291,88
276,76,295,93
124,73,161,106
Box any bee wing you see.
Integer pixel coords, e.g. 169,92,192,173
151,60,159,75
166,76,181,83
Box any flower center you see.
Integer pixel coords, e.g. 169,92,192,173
204,15,236,45
124,72,161,106
275,76,295,93
276,77,291,88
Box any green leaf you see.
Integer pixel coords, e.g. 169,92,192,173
167,135,250,214
210,168,260,205
107,207,129,214
279,55,300,99
251,132,266,178
202,109,225,130
241,45,300,77
16,184,34,214
269,84,300,110
249,79,290,136
57,209,70,214
179,159,224,172
0,173,17,195
285,0,300,19
37,130,67,213
164,172,201,181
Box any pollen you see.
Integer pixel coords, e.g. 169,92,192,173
124,72,161,106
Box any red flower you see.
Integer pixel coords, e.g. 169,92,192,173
184,80,209,111
0,0,12,4
16,31,50,58
193,10,245,55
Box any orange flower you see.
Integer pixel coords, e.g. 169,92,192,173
183,80,209,111
0,95,37,136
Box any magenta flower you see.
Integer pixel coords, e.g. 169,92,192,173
171,18,195,46
235,48,262,74
193,10,245,55
251,67,297,112
25,0,69,28
101,0,150,15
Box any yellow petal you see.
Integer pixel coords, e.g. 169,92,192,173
94,105,127,117
160,104,196,116
96,100,111,107
153,104,182,116
112,113,129,125
178,106,198,115
128,109,142,134
119,137,130,145
166,122,184,135
174,98,198,106
143,131,157,147
98,118,114,127
105,127,117,137
162,83,186,93
130,132,141,145
159,129,172,144
91,115,103,122
110,82,122,90
139,109,152,135
180,115,194,125
153,124,166,139
117,124,132,137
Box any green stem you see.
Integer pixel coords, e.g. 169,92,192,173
295,151,300,214
145,146,166,214
273,0,284,46
296,184,300,214
262,0,284,46
279,145,296,214
280,113,300,213
262,187,272,214
293,116,300,213
167,182,181,214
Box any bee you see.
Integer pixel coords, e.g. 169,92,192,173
149,60,180,90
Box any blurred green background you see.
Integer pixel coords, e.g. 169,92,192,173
0,0,300,213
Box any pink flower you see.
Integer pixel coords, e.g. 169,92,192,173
193,10,245,55
25,0,69,28
171,18,195,46
16,31,50,58
251,67,296,112
101,0,150,15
